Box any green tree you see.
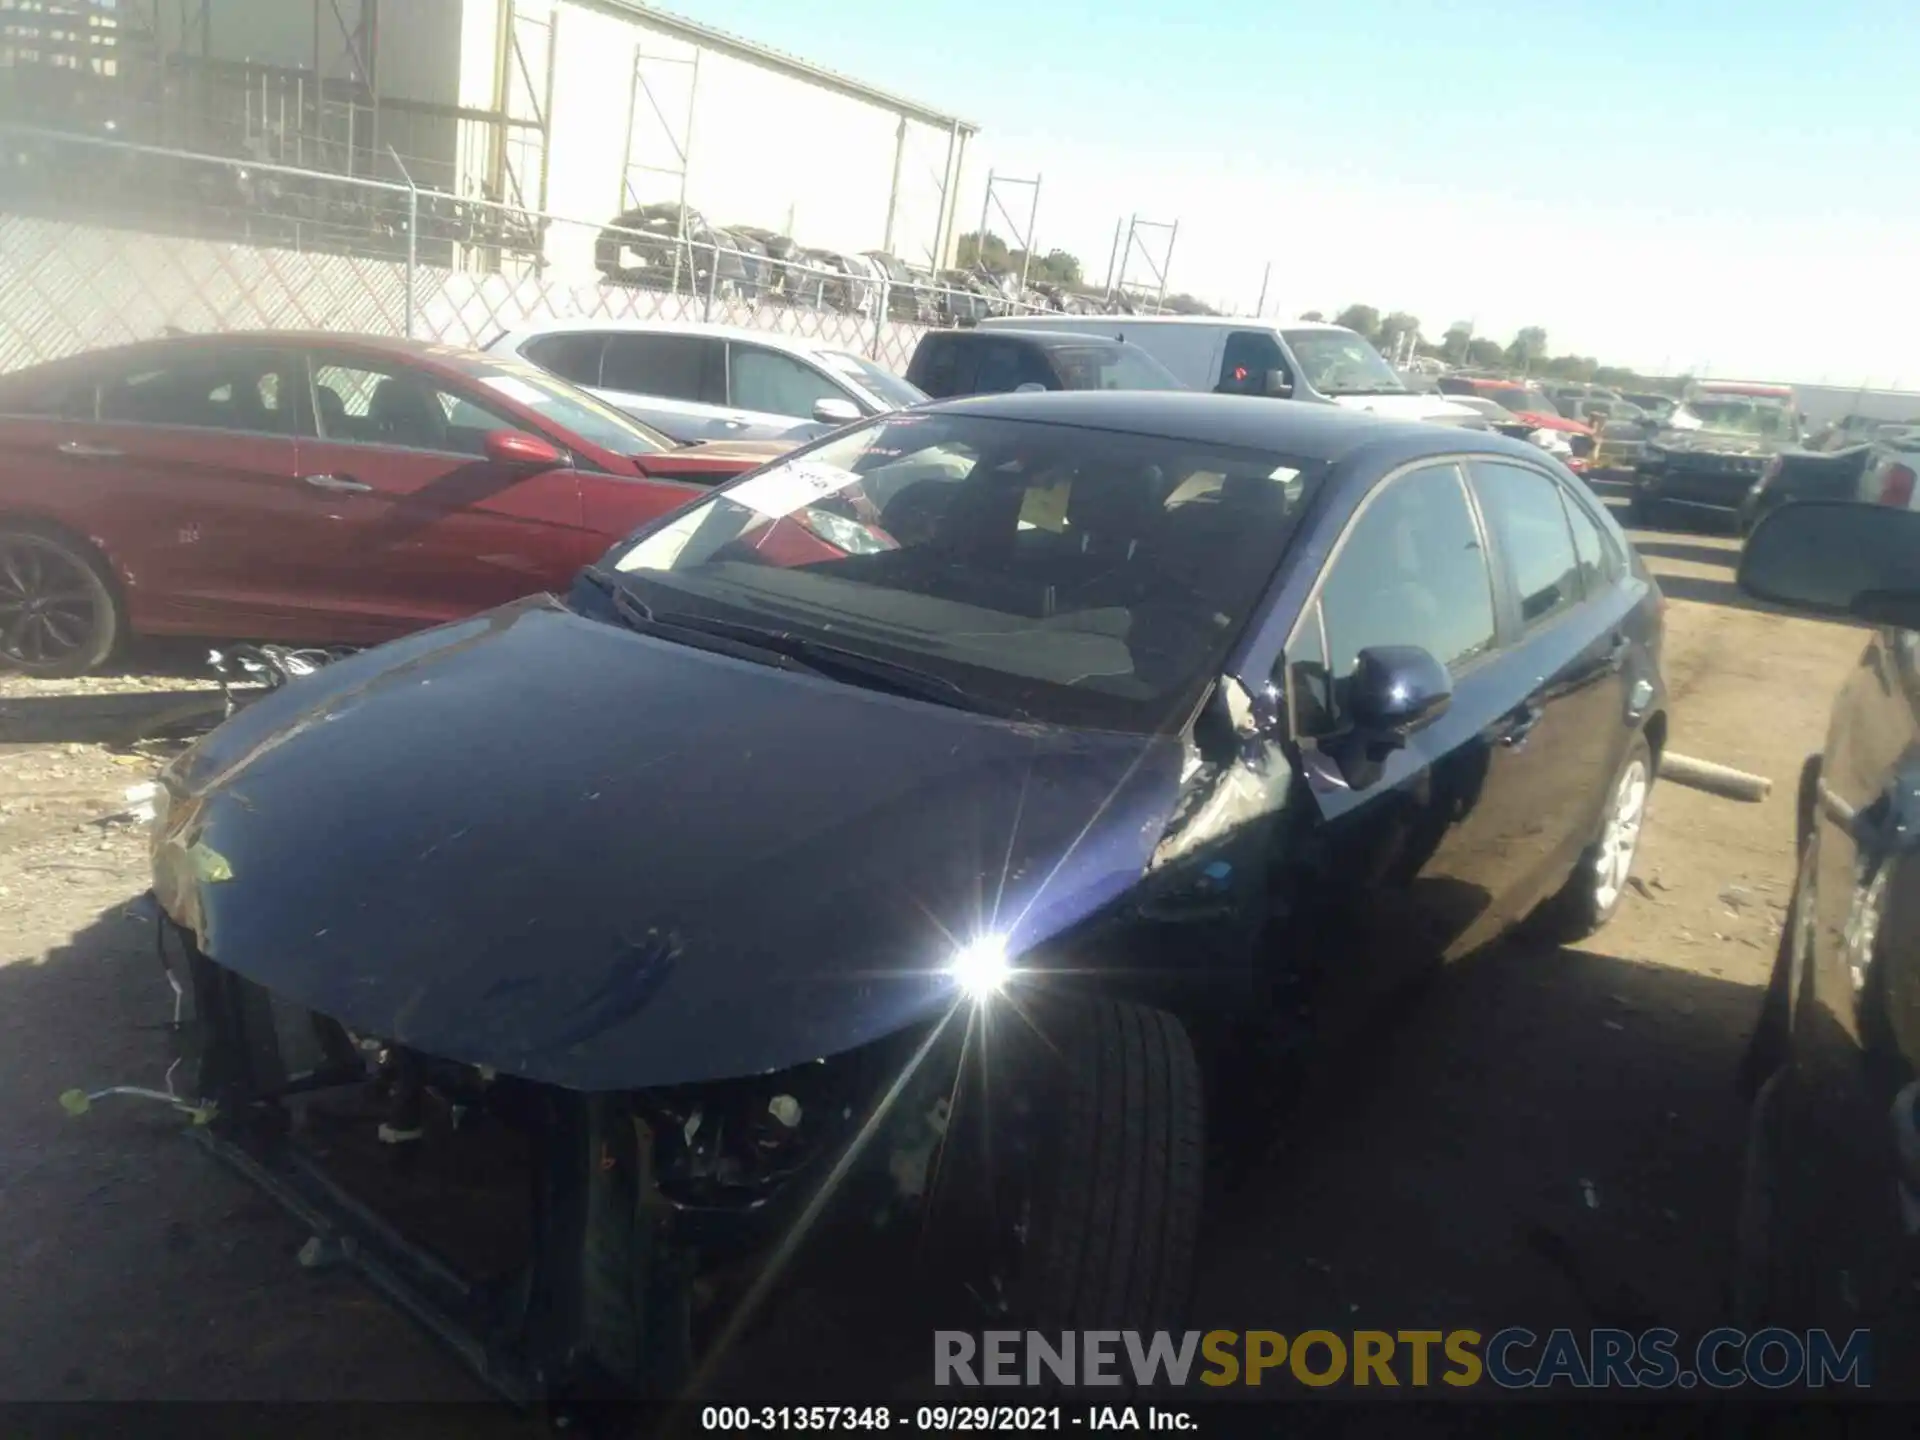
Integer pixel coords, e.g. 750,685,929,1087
1034,249,1083,286
1300,310,1326,322
1505,326,1549,373
1160,292,1218,315
1465,337,1507,368
1334,304,1380,339
955,230,1012,272
1442,322,1474,364
1377,311,1422,355
1539,354,1599,383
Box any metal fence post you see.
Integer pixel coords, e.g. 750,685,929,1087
871,275,889,358
389,146,419,339
703,240,719,322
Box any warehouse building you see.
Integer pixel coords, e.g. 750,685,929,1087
2,0,978,273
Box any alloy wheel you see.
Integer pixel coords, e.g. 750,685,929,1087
0,534,108,672
1594,758,1649,912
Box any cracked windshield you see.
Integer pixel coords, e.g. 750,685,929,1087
0,0,1913,1427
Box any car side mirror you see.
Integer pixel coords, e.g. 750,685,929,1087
1346,645,1453,737
484,429,566,469
1264,369,1293,398
1738,500,1920,627
812,396,862,425
1311,645,1452,789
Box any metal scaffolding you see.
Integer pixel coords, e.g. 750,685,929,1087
1108,214,1180,312
975,170,1042,287
619,41,698,217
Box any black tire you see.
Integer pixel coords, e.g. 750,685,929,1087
1541,733,1654,942
1625,492,1662,529
0,522,122,677
1027,997,1204,1333
934,995,1204,1348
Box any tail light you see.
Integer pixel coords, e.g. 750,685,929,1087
1880,463,1917,508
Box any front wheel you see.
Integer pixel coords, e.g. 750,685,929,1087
932,995,1205,1341
1625,492,1663,529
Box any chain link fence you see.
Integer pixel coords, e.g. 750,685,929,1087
0,126,1131,380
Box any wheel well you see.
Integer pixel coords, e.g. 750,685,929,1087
0,513,128,601
1642,709,1668,766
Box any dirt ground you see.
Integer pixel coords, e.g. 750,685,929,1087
0,494,1866,1408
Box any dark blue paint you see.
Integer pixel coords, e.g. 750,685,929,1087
158,595,1186,1090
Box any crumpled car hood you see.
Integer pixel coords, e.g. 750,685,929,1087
154,596,1186,1091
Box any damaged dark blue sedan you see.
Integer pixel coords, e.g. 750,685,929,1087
144,391,1666,1405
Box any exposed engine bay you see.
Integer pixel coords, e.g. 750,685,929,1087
140,920,963,1409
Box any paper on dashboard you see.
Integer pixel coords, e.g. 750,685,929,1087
726,459,865,519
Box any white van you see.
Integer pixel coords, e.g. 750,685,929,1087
975,315,1484,427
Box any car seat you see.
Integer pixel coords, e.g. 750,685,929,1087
315,384,351,439
368,377,449,450
1064,464,1162,561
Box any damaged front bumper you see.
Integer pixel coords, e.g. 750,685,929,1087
110,901,966,1409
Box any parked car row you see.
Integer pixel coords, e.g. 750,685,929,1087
0,308,1719,684
591,202,1133,325
0,332,788,674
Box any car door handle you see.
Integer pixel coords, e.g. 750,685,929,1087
57,440,122,458
1498,702,1544,748
302,473,372,493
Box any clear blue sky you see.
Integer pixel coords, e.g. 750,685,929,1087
672,0,1919,384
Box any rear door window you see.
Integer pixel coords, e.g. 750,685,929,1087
520,332,606,387
97,349,300,435
1471,460,1584,629
600,333,725,404
1559,488,1626,592
0,372,98,419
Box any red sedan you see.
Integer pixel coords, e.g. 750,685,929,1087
0,333,791,674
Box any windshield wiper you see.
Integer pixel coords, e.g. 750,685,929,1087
581,569,831,673
650,614,1028,718
579,570,1027,717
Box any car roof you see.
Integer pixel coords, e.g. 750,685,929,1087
917,390,1544,467
987,315,1351,335
3,331,497,379
933,328,1143,347
494,316,858,356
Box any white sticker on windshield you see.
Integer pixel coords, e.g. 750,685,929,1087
479,375,550,407
726,459,864,518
